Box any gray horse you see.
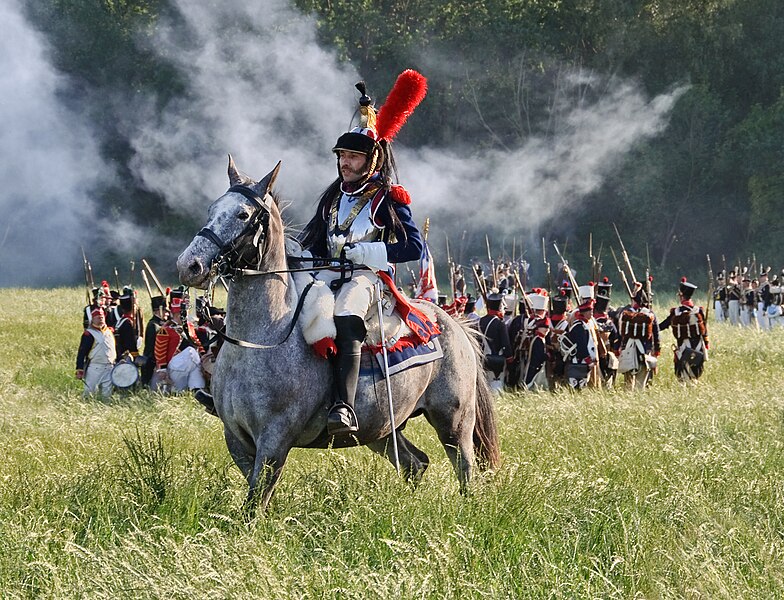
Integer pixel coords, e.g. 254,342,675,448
177,158,500,511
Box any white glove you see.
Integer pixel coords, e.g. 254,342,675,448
344,242,389,272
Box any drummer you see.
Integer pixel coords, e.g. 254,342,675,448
114,289,140,359
76,307,116,397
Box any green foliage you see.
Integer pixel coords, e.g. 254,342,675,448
2,287,784,596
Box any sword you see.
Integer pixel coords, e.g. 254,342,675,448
375,280,400,474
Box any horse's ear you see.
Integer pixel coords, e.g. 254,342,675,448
253,161,282,196
227,154,243,186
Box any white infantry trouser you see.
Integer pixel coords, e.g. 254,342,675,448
714,300,725,322
168,346,206,392
727,299,740,325
740,306,753,327
758,302,770,330
84,362,113,397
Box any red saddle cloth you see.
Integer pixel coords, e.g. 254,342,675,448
366,271,441,353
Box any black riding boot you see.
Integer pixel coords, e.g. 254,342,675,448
194,388,218,417
327,315,366,435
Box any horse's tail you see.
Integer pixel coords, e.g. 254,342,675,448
459,318,501,470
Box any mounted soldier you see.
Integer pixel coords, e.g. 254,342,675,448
298,71,428,435
659,277,710,381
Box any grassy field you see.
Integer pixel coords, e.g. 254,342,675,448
1,287,783,599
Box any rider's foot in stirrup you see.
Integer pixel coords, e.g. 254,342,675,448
327,404,358,435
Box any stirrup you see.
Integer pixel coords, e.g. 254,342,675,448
327,402,359,435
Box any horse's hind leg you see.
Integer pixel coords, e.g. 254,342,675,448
224,426,255,481
427,407,475,494
368,431,430,486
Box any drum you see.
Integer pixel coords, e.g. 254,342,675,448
111,361,139,389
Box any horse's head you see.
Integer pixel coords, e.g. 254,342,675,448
177,156,286,288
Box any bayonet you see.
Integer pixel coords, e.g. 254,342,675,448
141,258,166,296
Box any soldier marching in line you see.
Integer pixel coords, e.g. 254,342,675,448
479,292,514,394
520,292,552,391
593,279,620,387
713,272,727,323
756,268,772,330
560,290,597,390
548,288,571,388
741,274,756,327
726,271,742,326
659,277,710,381
616,282,660,389
76,307,116,398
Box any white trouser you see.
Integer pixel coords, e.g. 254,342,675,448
727,300,740,325
740,307,752,327
168,346,205,392
315,269,380,319
84,362,113,397
758,302,770,330
714,300,725,322
485,370,504,395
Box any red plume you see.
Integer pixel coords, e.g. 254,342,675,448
376,70,427,142
681,277,687,282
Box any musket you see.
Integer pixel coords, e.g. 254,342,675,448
472,264,488,302
141,258,166,296
610,247,634,300
595,242,604,281
129,260,135,287
706,254,714,322
80,246,93,304
752,252,757,276
485,234,497,288
589,232,595,282
140,269,154,300
645,243,652,300
513,270,534,317
552,241,580,295
445,233,456,302
613,222,637,285
114,266,121,292
542,237,552,296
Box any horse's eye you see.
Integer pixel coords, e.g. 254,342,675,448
237,211,250,221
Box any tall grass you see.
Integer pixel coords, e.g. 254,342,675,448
1,288,783,598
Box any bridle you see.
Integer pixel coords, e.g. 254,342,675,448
193,184,354,349
196,185,274,278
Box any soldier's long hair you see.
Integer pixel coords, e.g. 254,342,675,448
299,142,406,254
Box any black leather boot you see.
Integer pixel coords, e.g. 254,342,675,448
327,315,366,435
194,389,218,417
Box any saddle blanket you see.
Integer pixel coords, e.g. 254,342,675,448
365,336,443,377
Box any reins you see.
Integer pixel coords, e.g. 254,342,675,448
198,184,354,350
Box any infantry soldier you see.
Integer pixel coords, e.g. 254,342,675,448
76,307,116,397
616,283,660,389
463,294,480,327
299,71,428,434
114,289,140,359
153,287,206,393
713,272,726,323
594,289,620,386
548,289,571,387
756,268,772,330
659,277,710,381
561,293,597,390
479,292,513,394
741,275,755,327
726,271,741,326
141,294,167,387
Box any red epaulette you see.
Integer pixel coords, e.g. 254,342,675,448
388,185,411,205
82,330,91,337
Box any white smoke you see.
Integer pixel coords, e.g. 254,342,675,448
0,0,111,286
0,0,684,286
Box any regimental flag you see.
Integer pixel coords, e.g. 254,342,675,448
414,240,439,303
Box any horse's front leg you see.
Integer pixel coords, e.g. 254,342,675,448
245,441,292,516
